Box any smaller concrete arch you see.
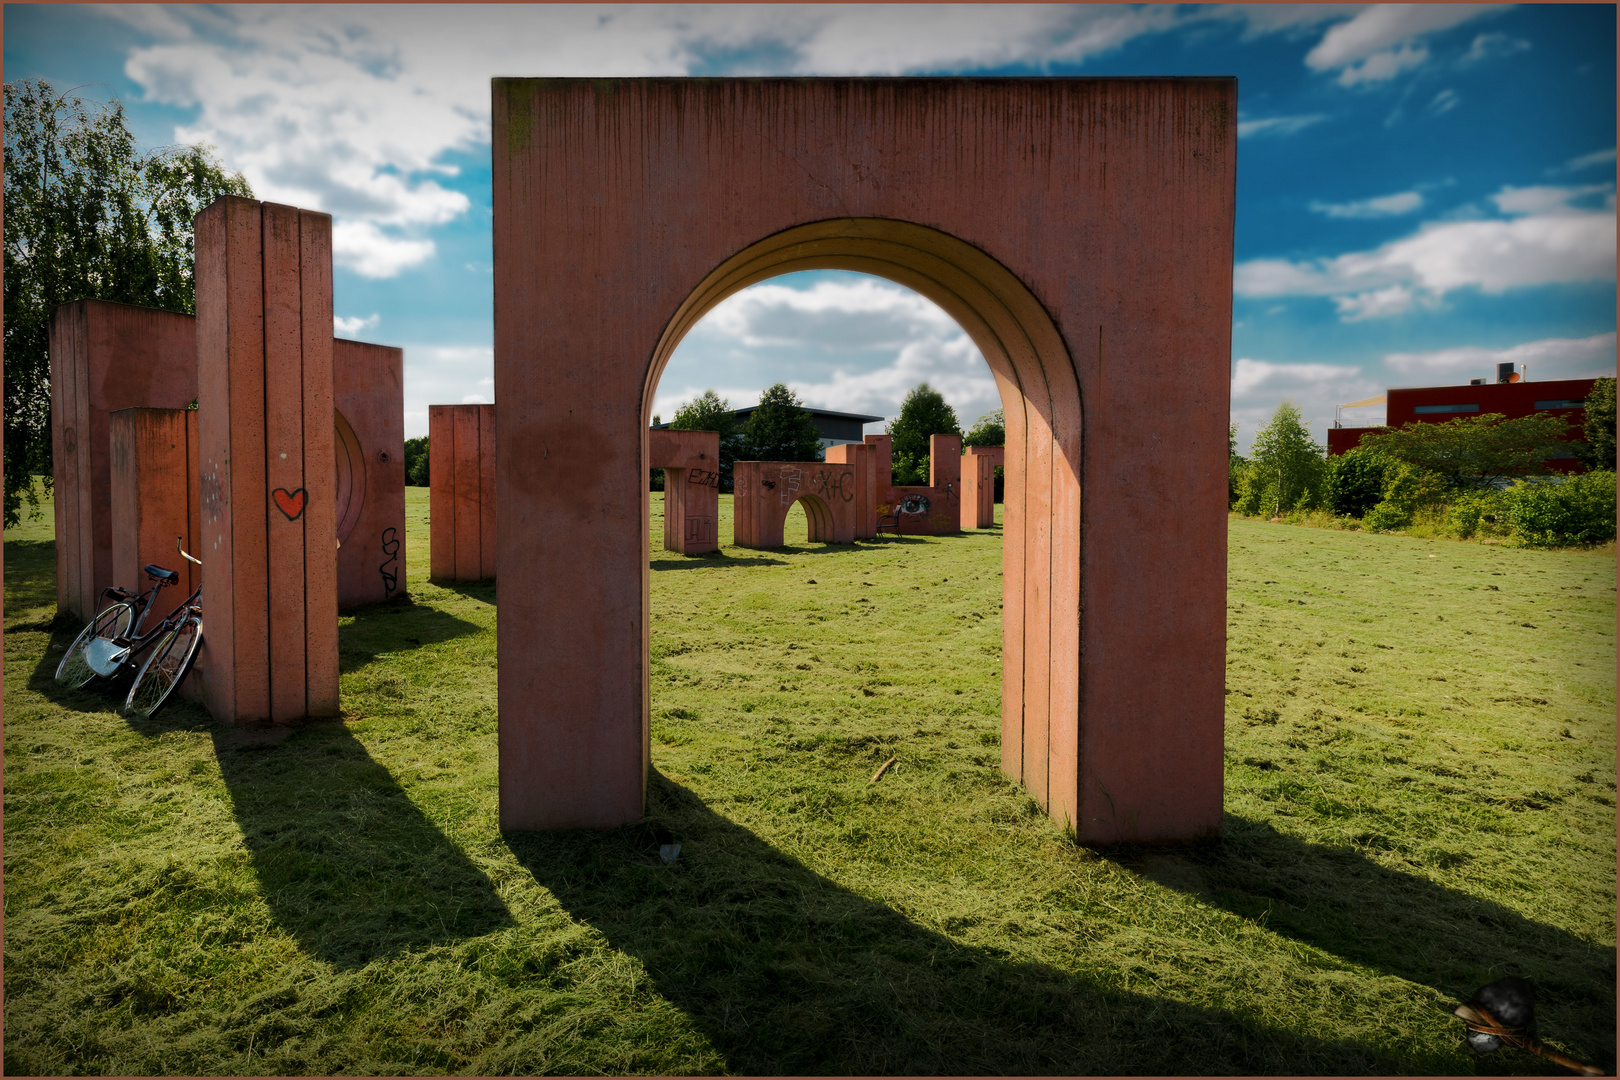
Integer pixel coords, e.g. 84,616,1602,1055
734,460,859,548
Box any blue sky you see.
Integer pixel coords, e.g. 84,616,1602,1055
5,4,1614,448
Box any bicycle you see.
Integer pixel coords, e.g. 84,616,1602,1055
55,537,204,720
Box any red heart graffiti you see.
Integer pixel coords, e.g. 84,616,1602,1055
272,487,308,521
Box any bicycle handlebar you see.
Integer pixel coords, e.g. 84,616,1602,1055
177,536,202,566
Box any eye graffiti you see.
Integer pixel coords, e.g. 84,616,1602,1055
897,494,931,516
379,526,400,598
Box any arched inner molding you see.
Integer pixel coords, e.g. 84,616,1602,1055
334,408,366,547
639,218,1083,827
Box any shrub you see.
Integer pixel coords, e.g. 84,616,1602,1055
1363,463,1448,531
1444,489,1511,540
1327,448,1388,518
1501,471,1617,547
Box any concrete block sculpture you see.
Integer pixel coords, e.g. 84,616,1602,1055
823,441,878,539
428,404,496,582
334,339,407,604
493,78,1234,842
878,433,962,535
733,460,860,548
50,301,198,620
195,196,339,723
961,446,1004,529
109,408,201,603
649,428,720,554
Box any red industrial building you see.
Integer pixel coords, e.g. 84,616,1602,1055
1328,363,1598,473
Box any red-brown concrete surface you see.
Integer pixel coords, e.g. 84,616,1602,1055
649,428,720,554
195,196,339,724
428,404,496,581
493,79,1234,841
879,433,962,535
335,340,407,604
961,448,1000,530
49,301,198,620
733,460,860,548
824,441,878,539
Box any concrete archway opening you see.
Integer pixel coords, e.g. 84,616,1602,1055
493,77,1234,844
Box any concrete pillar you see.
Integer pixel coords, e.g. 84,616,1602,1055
648,428,720,555
428,404,495,582
962,446,1002,529
49,301,197,619
195,196,339,724
824,442,877,539
334,339,407,605
109,408,201,602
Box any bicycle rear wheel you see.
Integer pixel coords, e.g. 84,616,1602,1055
56,602,136,689
124,615,202,720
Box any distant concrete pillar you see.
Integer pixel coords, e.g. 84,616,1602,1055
962,446,1003,529
824,442,877,539
49,301,197,620
195,196,339,724
648,428,719,554
334,340,407,605
428,404,496,581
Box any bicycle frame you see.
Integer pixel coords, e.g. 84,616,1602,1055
86,544,202,677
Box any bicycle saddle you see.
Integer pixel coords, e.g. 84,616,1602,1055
145,564,180,586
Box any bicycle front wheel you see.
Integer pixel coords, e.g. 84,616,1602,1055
124,615,202,720
56,602,136,689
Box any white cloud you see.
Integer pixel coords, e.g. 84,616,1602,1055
1381,332,1618,381
1309,190,1424,219
334,312,380,336
1237,113,1329,139
1460,31,1531,64
654,274,997,431
1305,5,1499,77
1426,88,1460,116
1229,358,1380,452
331,221,436,279
1555,147,1617,175
1235,184,1616,319
400,344,494,438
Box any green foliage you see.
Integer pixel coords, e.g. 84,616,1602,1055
668,389,749,493
1249,402,1326,515
1576,377,1616,471
1228,422,1246,508
1358,412,1578,492
1327,447,1390,518
963,409,1004,448
403,436,429,487
3,78,251,527
888,383,962,485
1443,488,1511,541
1363,463,1449,532
1501,471,1618,548
740,383,822,465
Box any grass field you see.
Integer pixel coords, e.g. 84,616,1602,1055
3,487,1614,1075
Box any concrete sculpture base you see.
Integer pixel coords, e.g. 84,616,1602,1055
649,428,720,554
733,460,860,548
428,404,496,582
493,78,1234,842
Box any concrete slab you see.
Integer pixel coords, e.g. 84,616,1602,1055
649,428,720,554
428,404,495,581
733,460,860,548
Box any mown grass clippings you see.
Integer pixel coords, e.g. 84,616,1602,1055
3,491,1612,1075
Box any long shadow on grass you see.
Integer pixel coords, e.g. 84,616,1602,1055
212,721,514,968
338,595,486,674
1113,814,1616,1069
505,770,1445,1076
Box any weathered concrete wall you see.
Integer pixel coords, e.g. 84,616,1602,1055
428,404,496,581
879,433,962,535
195,196,339,724
734,460,860,548
335,339,407,605
493,78,1234,842
962,446,1004,529
823,441,877,539
49,301,198,620
649,428,719,554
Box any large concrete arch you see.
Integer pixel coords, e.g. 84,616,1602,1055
493,78,1235,844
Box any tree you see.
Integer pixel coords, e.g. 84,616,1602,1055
3,78,252,526
1326,446,1389,518
671,388,751,492
1357,412,1579,491
1575,376,1616,471
1249,401,1325,515
888,382,962,485
1227,421,1244,508
740,383,822,464
963,408,1004,448
404,436,430,487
